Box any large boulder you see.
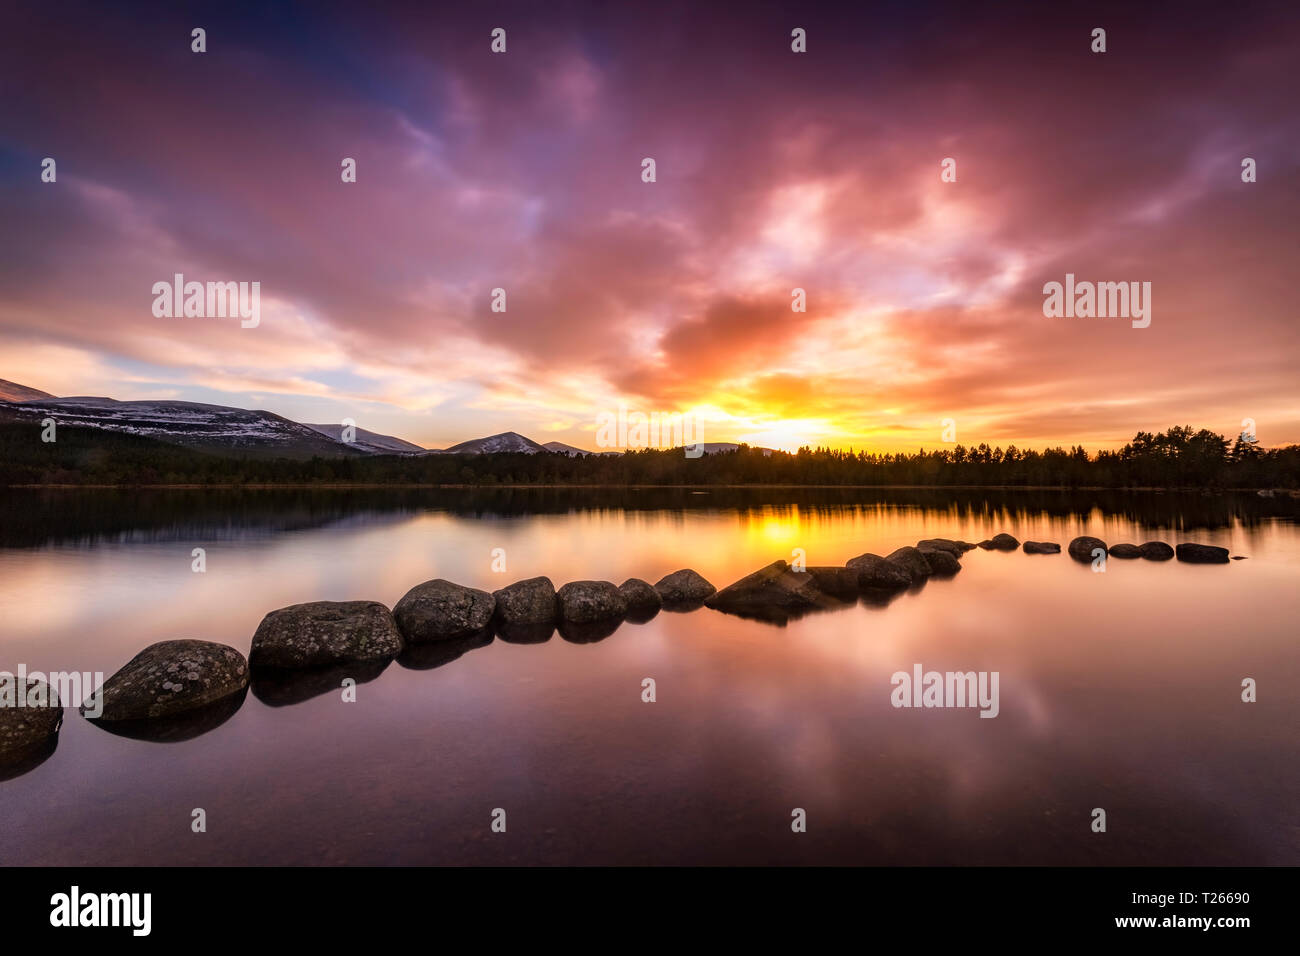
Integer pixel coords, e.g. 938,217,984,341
846,553,912,591
1176,543,1230,564
250,601,403,669
1108,543,1143,559
654,569,717,608
917,538,964,556
917,548,961,576
804,566,860,601
492,576,558,625
704,560,828,621
393,579,495,643
86,640,249,721
1068,536,1108,562
0,678,63,769
1139,541,1175,561
1022,541,1060,554
557,581,628,623
885,546,933,583
618,578,663,622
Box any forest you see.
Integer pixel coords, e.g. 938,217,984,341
1,422,1296,489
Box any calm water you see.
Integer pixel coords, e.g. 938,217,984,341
1,488,1297,865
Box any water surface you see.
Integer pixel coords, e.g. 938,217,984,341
1,488,1296,865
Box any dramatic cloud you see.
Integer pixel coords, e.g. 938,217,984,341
1,0,1296,451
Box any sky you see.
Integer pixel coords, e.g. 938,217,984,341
1,0,1297,453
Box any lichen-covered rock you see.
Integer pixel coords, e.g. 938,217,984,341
1022,541,1061,554
917,538,964,556
250,601,403,669
654,569,717,608
805,566,860,600
1108,543,1143,559
917,548,962,576
885,546,933,583
86,640,248,721
1176,543,1230,564
618,578,663,619
704,560,828,621
1139,541,1175,560
0,678,62,763
393,579,494,643
1068,536,1108,562
557,581,628,623
492,576,558,625
846,553,912,591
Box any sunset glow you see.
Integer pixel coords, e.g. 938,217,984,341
1,3,1296,452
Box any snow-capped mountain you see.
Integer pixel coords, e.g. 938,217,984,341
437,431,548,455
542,440,594,456
304,423,427,455
7,395,366,459
0,377,758,460
0,378,53,403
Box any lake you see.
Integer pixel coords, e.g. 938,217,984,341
1,487,1296,865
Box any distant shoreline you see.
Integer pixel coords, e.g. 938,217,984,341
5,482,1298,493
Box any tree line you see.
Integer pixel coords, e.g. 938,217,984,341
1,422,1296,488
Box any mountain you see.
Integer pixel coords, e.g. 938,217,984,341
542,440,596,456
687,442,774,457
0,377,769,461
5,396,367,459
0,379,54,403
437,431,548,455
304,423,427,455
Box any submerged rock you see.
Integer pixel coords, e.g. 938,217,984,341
805,566,861,601
493,621,555,645
618,578,662,623
0,678,63,777
251,601,403,669
1022,541,1061,554
1176,543,1230,564
393,579,495,643
1108,543,1143,559
492,576,558,625
86,689,248,742
1068,536,1108,562
885,546,934,583
654,569,717,609
558,617,623,644
557,580,628,623
251,658,391,707
1139,541,1175,560
86,640,249,721
986,533,1019,551
398,630,493,670
846,553,912,591
917,548,961,576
